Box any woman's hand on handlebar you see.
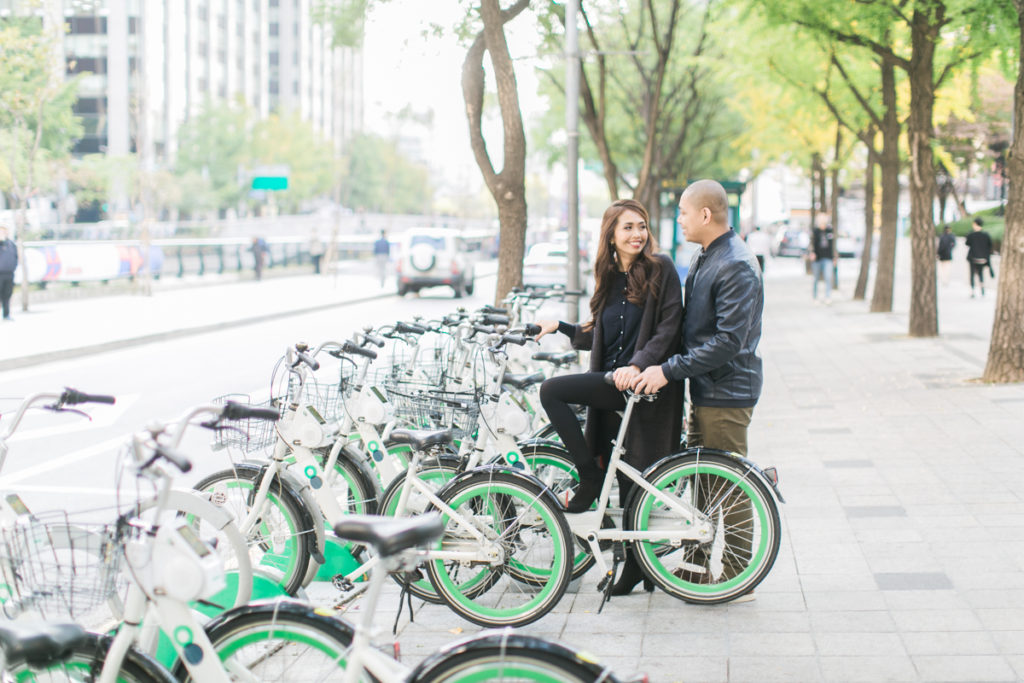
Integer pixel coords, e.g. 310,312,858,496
612,365,641,391
632,365,669,395
533,319,559,341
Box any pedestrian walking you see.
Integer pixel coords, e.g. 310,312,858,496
937,225,955,286
534,198,683,595
309,231,325,275
809,214,836,304
744,225,772,272
0,224,17,321
250,236,269,281
633,180,764,590
373,230,390,287
965,217,993,298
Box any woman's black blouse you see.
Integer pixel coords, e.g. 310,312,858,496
558,270,643,371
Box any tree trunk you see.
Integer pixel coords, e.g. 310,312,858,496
855,149,876,300
905,4,940,337
982,1,1024,382
871,58,900,313
461,0,529,304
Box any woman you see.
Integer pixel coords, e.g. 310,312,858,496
535,199,684,595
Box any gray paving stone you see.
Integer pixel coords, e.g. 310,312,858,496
817,655,918,682
809,610,897,633
901,631,999,656
728,655,822,682
643,632,727,657
911,655,1017,682
635,656,725,683
891,608,985,632
814,631,906,656
990,631,1024,655
874,572,954,591
728,631,816,656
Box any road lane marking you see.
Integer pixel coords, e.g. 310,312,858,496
0,435,127,484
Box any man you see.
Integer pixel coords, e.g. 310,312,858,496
633,180,763,588
633,179,763,457
373,230,390,287
936,225,955,286
809,213,836,304
0,224,17,321
965,217,993,298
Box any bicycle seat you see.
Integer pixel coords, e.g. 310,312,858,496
501,371,545,390
388,427,454,451
531,350,578,366
0,622,88,667
333,514,444,556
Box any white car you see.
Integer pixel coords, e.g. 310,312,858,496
396,228,476,297
521,242,589,292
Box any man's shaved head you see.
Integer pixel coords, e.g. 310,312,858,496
681,180,729,226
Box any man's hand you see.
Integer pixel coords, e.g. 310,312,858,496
632,365,668,394
534,319,559,341
612,365,640,391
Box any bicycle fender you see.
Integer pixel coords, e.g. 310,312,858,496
434,464,564,511
408,628,617,682
276,467,328,563
339,443,384,512
644,448,786,504
228,461,327,563
516,438,566,452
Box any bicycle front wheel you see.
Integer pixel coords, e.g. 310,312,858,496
5,632,176,683
194,466,313,596
427,469,573,627
625,451,781,604
177,602,354,682
410,633,620,683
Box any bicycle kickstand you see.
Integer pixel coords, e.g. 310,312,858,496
597,541,625,613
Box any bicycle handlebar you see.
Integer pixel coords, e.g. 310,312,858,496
360,332,386,348
394,321,427,335
61,388,116,406
480,313,510,326
293,350,321,371
341,340,378,360
152,444,192,473
221,401,280,422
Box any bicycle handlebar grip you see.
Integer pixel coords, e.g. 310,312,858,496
394,321,427,335
481,305,509,315
154,445,192,473
62,388,116,405
362,333,386,348
501,334,527,346
342,340,378,360
603,371,616,386
222,401,280,422
481,313,510,326
522,323,542,337
293,351,320,371
472,323,496,335
560,290,585,297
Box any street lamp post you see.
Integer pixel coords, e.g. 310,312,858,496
565,0,580,323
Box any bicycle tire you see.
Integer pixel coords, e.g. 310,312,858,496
624,450,781,604
5,632,176,683
517,442,597,581
378,456,473,603
427,468,573,627
193,466,313,596
173,601,354,682
410,632,620,683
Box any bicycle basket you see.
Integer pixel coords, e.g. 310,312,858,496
383,379,480,440
0,514,126,620
211,393,283,453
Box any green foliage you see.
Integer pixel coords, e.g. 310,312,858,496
311,0,375,48
945,205,1005,247
340,133,432,213
250,113,335,212
0,19,82,199
174,99,252,213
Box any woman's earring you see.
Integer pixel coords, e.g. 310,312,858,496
612,250,618,261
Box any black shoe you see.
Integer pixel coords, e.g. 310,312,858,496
611,555,654,596
564,478,601,513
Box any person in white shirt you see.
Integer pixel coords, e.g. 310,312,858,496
744,226,772,272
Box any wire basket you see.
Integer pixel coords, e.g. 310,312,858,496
383,378,480,440
0,514,126,620
211,393,283,453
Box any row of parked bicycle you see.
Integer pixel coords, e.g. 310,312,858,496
0,287,784,681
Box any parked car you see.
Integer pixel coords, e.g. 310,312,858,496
522,242,590,292
836,231,861,258
772,229,810,257
396,228,475,297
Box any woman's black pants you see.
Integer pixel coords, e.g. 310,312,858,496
539,372,634,504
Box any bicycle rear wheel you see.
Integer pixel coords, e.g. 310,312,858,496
5,632,175,683
625,451,781,604
427,469,573,627
177,602,354,682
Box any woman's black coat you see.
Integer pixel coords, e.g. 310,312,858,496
566,253,684,471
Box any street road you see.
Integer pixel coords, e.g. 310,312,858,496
0,277,548,514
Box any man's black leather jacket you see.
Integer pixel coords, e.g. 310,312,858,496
661,230,763,407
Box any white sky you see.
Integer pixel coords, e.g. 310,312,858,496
361,2,549,193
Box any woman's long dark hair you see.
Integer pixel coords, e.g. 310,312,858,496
584,199,662,331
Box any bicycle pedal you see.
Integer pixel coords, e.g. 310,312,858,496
332,575,355,592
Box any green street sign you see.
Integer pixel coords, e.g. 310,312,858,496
251,176,288,191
